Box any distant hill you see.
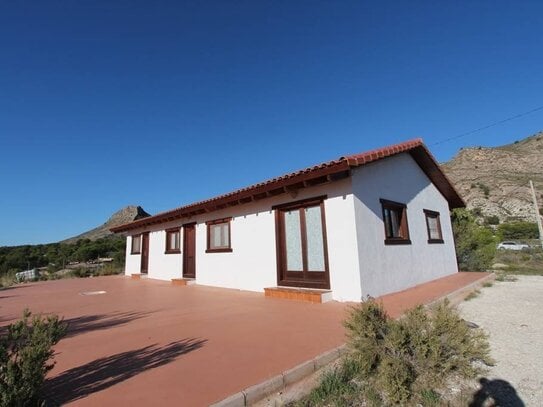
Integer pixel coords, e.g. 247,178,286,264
62,206,150,243
442,132,543,222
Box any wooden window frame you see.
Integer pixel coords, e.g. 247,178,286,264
273,195,330,290
380,199,411,245
165,228,181,254
130,234,142,254
205,217,233,253
424,209,444,244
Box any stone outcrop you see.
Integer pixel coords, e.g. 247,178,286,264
62,205,150,243
442,132,543,222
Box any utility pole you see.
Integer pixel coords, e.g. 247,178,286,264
529,180,543,249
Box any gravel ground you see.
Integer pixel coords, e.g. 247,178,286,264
458,275,543,406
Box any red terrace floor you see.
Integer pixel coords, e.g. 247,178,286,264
0,272,487,406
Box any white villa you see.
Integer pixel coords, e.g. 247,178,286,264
112,139,464,302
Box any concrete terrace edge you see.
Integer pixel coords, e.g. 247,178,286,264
209,345,348,407
426,272,495,309
210,272,494,407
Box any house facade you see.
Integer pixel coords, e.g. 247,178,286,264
112,139,464,302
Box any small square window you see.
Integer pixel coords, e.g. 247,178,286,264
165,229,181,253
206,218,232,253
380,199,411,245
131,234,141,254
424,210,444,243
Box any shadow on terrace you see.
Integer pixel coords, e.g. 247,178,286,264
63,311,155,338
45,338,207,405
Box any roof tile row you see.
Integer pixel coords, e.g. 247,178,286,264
111,138,463,233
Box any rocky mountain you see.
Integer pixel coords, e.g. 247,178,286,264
62,205,150,243
442,132,543,222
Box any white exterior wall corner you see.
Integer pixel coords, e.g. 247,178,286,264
323,187,363,302
120,178,363,301
351,153,459,298
147,230,183,281
124,235,141,276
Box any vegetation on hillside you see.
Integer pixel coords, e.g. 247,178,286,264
451,208,541,272
497,221,539,240
0,237,125,285
0,310,67,406
296,299,492,406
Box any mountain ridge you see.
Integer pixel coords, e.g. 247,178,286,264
61,205,150,243
442,131,543,222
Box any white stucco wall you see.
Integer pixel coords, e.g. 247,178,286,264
351,153,459,298
147,229,183,281
122,153,459,302
122,178,362,301
124,235,141,275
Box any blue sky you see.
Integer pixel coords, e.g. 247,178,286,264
1,1,542,246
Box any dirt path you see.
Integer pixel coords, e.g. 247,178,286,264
458,275,543,406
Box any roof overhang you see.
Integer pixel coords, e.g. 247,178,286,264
111,138,464,233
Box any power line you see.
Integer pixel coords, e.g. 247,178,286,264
430,105,543,147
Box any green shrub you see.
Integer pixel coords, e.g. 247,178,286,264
340,299,491,405
451,209,497,271
65,268,92,278
477,183,490,198
0,310,67,406
484,215,500,225
297,299,492,406
498,221,539,240
94,264,123,276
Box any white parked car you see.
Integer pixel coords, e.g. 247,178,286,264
497,241,529,251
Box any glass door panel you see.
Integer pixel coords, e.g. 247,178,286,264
284,210,303,271
305,206,325,272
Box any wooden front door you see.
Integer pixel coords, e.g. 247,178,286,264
183,223,196,278
140,232,150,274
275,197,330,289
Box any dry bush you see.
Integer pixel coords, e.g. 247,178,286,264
344,299,492,405
299,298,492,406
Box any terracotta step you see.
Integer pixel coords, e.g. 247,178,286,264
171,278,196,286
264,287,333,303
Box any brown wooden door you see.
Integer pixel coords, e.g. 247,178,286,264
140,232,150,274
183,223,196,278
275,198,330,289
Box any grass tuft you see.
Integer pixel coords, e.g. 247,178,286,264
464,289,481,301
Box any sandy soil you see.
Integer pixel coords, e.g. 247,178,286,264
458,275,543,406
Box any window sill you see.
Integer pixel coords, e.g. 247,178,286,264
428,239,444,244
164,250,181,254
205,248,233,253
384,239,412,245
130,251,141,255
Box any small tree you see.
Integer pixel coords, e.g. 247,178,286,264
0,310,67,406
451,209,497,271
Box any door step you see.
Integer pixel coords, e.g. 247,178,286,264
264,287,333,303
171,278,196,286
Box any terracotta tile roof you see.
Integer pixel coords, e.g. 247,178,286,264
111,138,464,233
